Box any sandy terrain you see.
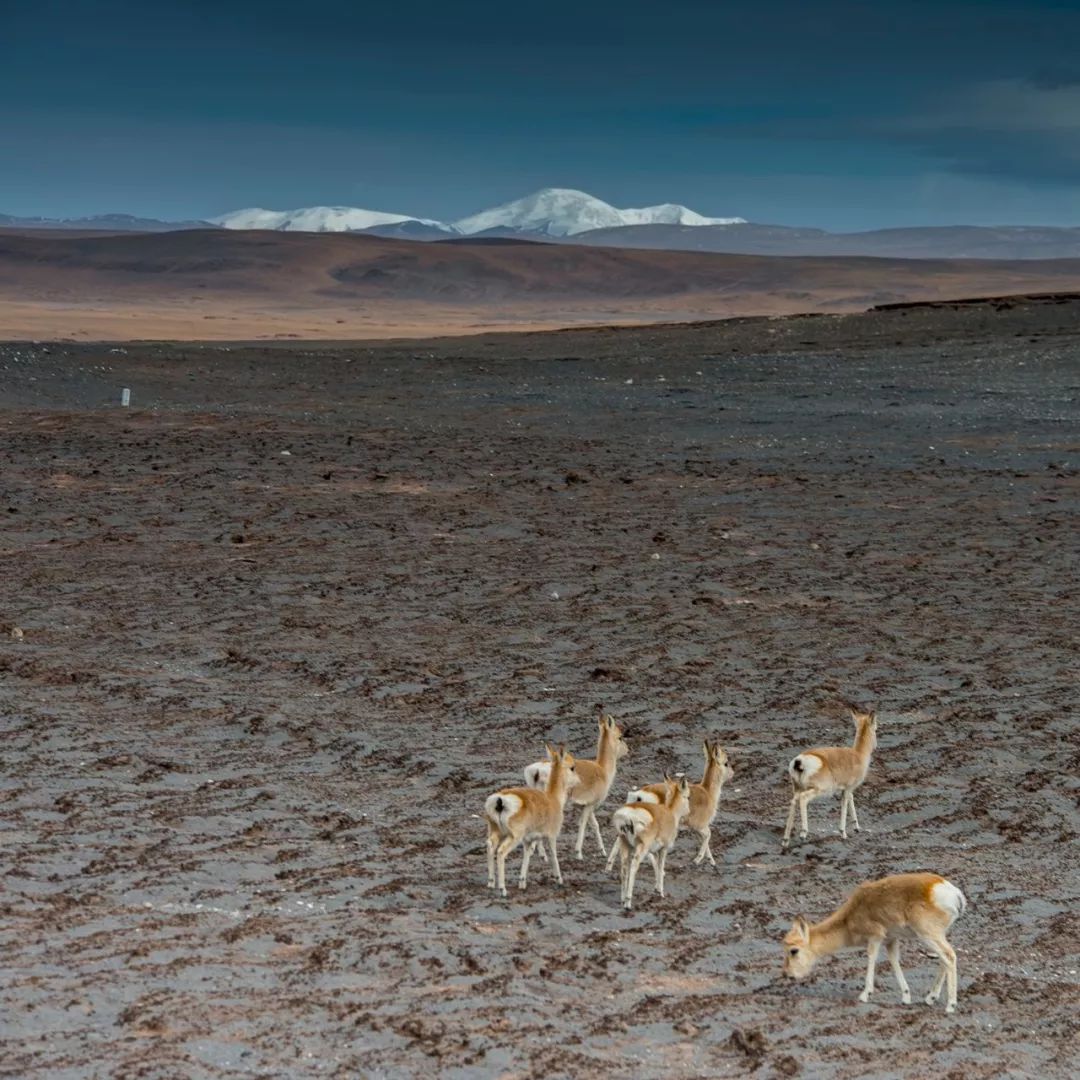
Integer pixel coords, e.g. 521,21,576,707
1,300,1078,1078
7,227,1080,341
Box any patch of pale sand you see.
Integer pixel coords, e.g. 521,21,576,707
0,293,867,342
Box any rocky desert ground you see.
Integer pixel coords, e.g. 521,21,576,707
1,298,1078,1078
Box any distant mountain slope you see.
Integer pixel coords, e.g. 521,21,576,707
571,221,1080,259
452,187,743,236
6,228,1080,340
11,189,1080,260
0,212,215,232
3,227,1080,305
211,206,452,233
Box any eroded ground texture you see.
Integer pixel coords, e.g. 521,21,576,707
1,302,1079,1078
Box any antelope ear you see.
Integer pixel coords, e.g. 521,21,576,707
606,715,615,729
546,743,556,759
793,915,811,940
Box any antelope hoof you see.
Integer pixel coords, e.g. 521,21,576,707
798,831,808,841
900,992,912,1005
924,992,938,1005
945,1003,956,1015
858,990,871,1003
840,831,848,840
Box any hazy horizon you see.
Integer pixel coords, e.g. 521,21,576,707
6,0,1080,230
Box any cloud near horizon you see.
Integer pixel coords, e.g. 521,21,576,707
721,76,1080,186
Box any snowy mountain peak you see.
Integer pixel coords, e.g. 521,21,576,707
208,189,744,237
452,188,744,237
211,205,453,233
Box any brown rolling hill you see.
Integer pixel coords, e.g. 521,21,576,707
5,227,1080,340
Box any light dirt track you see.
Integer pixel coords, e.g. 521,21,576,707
1,306,1078,1077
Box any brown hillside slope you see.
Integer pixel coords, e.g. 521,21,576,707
5,228,1080,340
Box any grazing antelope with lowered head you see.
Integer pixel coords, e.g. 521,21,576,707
782,707,878,848
485,745,578,898
525,713,628,860
783,871,967,1013
611,776,691,909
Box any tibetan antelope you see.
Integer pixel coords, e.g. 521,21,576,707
782,708,878,848
485,745,578,898
525,713,628,860
606,740,733,871
783,872,967,1013
611,776,691,909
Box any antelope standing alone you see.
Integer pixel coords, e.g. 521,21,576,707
485,745,578,897
611,776,691,909
782,708,878,848
783,872,967,1013
607,740,733,871
525,713,628,859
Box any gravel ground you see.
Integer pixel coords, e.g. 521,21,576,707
1,302,1078,1078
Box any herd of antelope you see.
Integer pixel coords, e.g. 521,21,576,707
483,707,967,1014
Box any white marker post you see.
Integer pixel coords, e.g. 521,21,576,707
121,388,131,407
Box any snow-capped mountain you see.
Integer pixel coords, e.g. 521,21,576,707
207,189,744,238
211,205,453,233
452,188,745,237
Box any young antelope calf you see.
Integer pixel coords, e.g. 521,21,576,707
611,776,691,909
782,708,877,848
485,745,577,898
783,871,967,1013
606,740,733,871
525,713,628,859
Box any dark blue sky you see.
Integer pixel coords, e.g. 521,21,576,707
5,0,1080,228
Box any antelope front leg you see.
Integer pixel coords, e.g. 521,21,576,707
528,839,549,863
693,826,713,866
923,937,959,1013
518,839,535,889
839,788,849,839
604,834,621,874
655,848,668,897
574,805,590,860
589,807,607,856
858,938,883,1003
486,832,496,889
798,791,813,840
782,793,798,848
848,791,861,833
618,838,630,900
887,940,911,1004
547,836,563,885
925,951,948,1006
624,850,645,909
495,836,519,898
